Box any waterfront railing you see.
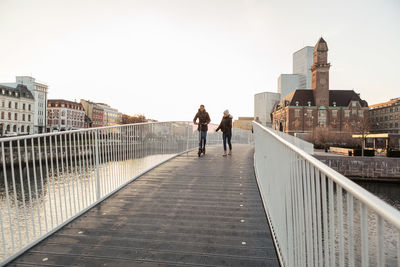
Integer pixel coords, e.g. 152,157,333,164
253,121,400,267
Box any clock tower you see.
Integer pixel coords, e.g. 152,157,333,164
311,37,331,107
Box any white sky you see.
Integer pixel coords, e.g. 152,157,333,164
0,0,399,122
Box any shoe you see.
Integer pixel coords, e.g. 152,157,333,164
198,149,202,157
223,151,227,156
228,150,232,155
202,147,206,155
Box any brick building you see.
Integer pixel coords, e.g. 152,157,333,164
369,98,400,133
47,99,86,131
272,37,369,135
80,99,104,127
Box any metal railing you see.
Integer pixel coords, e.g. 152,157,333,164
0,121,252,264
267,127,314,154
253,121,400,267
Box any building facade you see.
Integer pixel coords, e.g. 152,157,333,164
272,38,369,135
95,103,122,126
47,99,86,131
369,98,400,133
254,92,281,126
0,84,35,135
278,74,301,97
293,46,314,89
80,99,104,127
233,117,253,130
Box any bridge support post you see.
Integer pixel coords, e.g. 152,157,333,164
94,130,101,200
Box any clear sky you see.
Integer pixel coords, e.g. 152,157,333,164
0,0,399,122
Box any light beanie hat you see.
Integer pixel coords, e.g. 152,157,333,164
223,109,230,116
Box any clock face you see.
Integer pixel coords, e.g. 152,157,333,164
320,78,326,85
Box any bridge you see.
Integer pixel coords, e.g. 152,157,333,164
1,121,400,266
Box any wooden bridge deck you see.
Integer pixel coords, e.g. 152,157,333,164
8,144,279,267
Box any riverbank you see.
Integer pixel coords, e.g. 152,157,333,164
314,154,400,181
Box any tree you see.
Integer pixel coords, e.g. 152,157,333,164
121,114,147,124
351,115,371,157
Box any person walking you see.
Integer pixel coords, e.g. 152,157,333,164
216,109,233,156
193,104,211,156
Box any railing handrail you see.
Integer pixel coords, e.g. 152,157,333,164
0,121,223,143
253,121,400,229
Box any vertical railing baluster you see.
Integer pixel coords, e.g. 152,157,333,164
54,135,64,222
2,142,15,252
337,185,344,267
43,136,54,228
68,133,77,214
17,140,30,243
77,132,86,208
95,130,100,200
321,174,329,267
310,165,318,266
58,134,68,219
377,216,384,267
37,137,49,232
9,141,22,248
315,169,323,267
63,134,73,217
328,179,335,267
30,138,42,237
72,133,81,211
347,194,354,267
361,203,368,267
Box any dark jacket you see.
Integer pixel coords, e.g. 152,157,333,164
216,115,233,135
193,109,211,131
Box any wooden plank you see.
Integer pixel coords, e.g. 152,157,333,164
8,144,279,267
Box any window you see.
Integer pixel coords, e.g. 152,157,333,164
14,113,17,120
21,125,24,132
395,122,399,128
15,102,18,109
8,102,11,108
295,109,300,118
27,126,30,133
28,115,31,122
352,101,357,107
13,125,16,132
0,112,4,119
1,101,4,107
28,104,31,111
332,110,337,118
22,114,25,121
352,109,357,115
390,123,393,128
344,110,350,118
358,110,364,117
23,103,25,110
8,112,11,120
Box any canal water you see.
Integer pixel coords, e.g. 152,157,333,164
356,180,400,211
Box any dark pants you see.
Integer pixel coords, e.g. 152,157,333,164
223,133,232,151
199,131,207,149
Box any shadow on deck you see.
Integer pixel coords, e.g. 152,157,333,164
8,144,279,267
